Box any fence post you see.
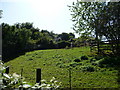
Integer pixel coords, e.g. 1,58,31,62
71,42,73,48
68,68,72,90
5,66,9,74
36,68,41,85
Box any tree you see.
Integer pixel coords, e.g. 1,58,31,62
0,10,3,18
57,41,71,48
74,35,94,47
2,23,37,61
97,2,120,54
57,32,75,41
2,23,17,61
69,2,104,52
0,10,2,58
21,22,33,29
69,1,120,54
69,33,75,39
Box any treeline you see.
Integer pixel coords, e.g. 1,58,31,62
2,22,91,62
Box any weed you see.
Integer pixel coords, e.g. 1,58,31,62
81,55,88,60
80,65,95,72
28,58,33,60
74,59,81,62
90,58,96,62
94,55,103,60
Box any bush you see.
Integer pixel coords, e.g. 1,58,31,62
74,59,81,62
56,62,66,68
80,65,95,72
65,46,70,49
59,64,67,68
95,55,103,60
70,63,77,67
69,62,82,67
81,55,88,60
97,56,120,68
90,58,96,62
57,41,70,49
91,62,98,66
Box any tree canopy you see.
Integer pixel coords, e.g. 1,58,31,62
2,22,76,61
69,1,120,54
0,10,3,18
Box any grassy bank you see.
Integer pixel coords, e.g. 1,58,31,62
5,47,119,88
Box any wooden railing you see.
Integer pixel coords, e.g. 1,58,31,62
90,40,113,52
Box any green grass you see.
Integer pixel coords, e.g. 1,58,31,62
5,47,119,88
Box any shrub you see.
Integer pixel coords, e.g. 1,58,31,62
80,65,95,72
57,41,70,49
32,77,62,89
69,62,82,67
90,58,96,62
97,56,120,68
28,58,33,60
65,46,70,49
91,62,98,66
59,64,67,68
74,59,81,62
95,55,103,60
56,62,66,68
81,55,88,60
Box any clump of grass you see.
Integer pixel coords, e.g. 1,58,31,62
90,58,96,62
94,55,103,60
28,58,33,60
81,55,88,60
80,65,95,72
74,58,81,62
69,62,82,67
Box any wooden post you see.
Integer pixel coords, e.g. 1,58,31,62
36,68,41,85
21,68,23,77
68,68,72,90
21,68,23,86
5,66,9,74
71,42,73,48
70,39,73,48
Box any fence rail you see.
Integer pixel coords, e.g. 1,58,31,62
90,40,114,52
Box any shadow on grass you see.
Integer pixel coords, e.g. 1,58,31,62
111,57,120,88
97,54,120,88
2,51,26,63
116,66,120,88
114,65,120,88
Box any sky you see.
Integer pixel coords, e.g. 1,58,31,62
0,0,79,37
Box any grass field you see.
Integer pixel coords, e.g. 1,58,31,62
5,47,119,88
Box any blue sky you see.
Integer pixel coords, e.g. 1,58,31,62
0,0,79,37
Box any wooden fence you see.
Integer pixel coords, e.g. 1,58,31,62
4,67,73,89
90,40,112,53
